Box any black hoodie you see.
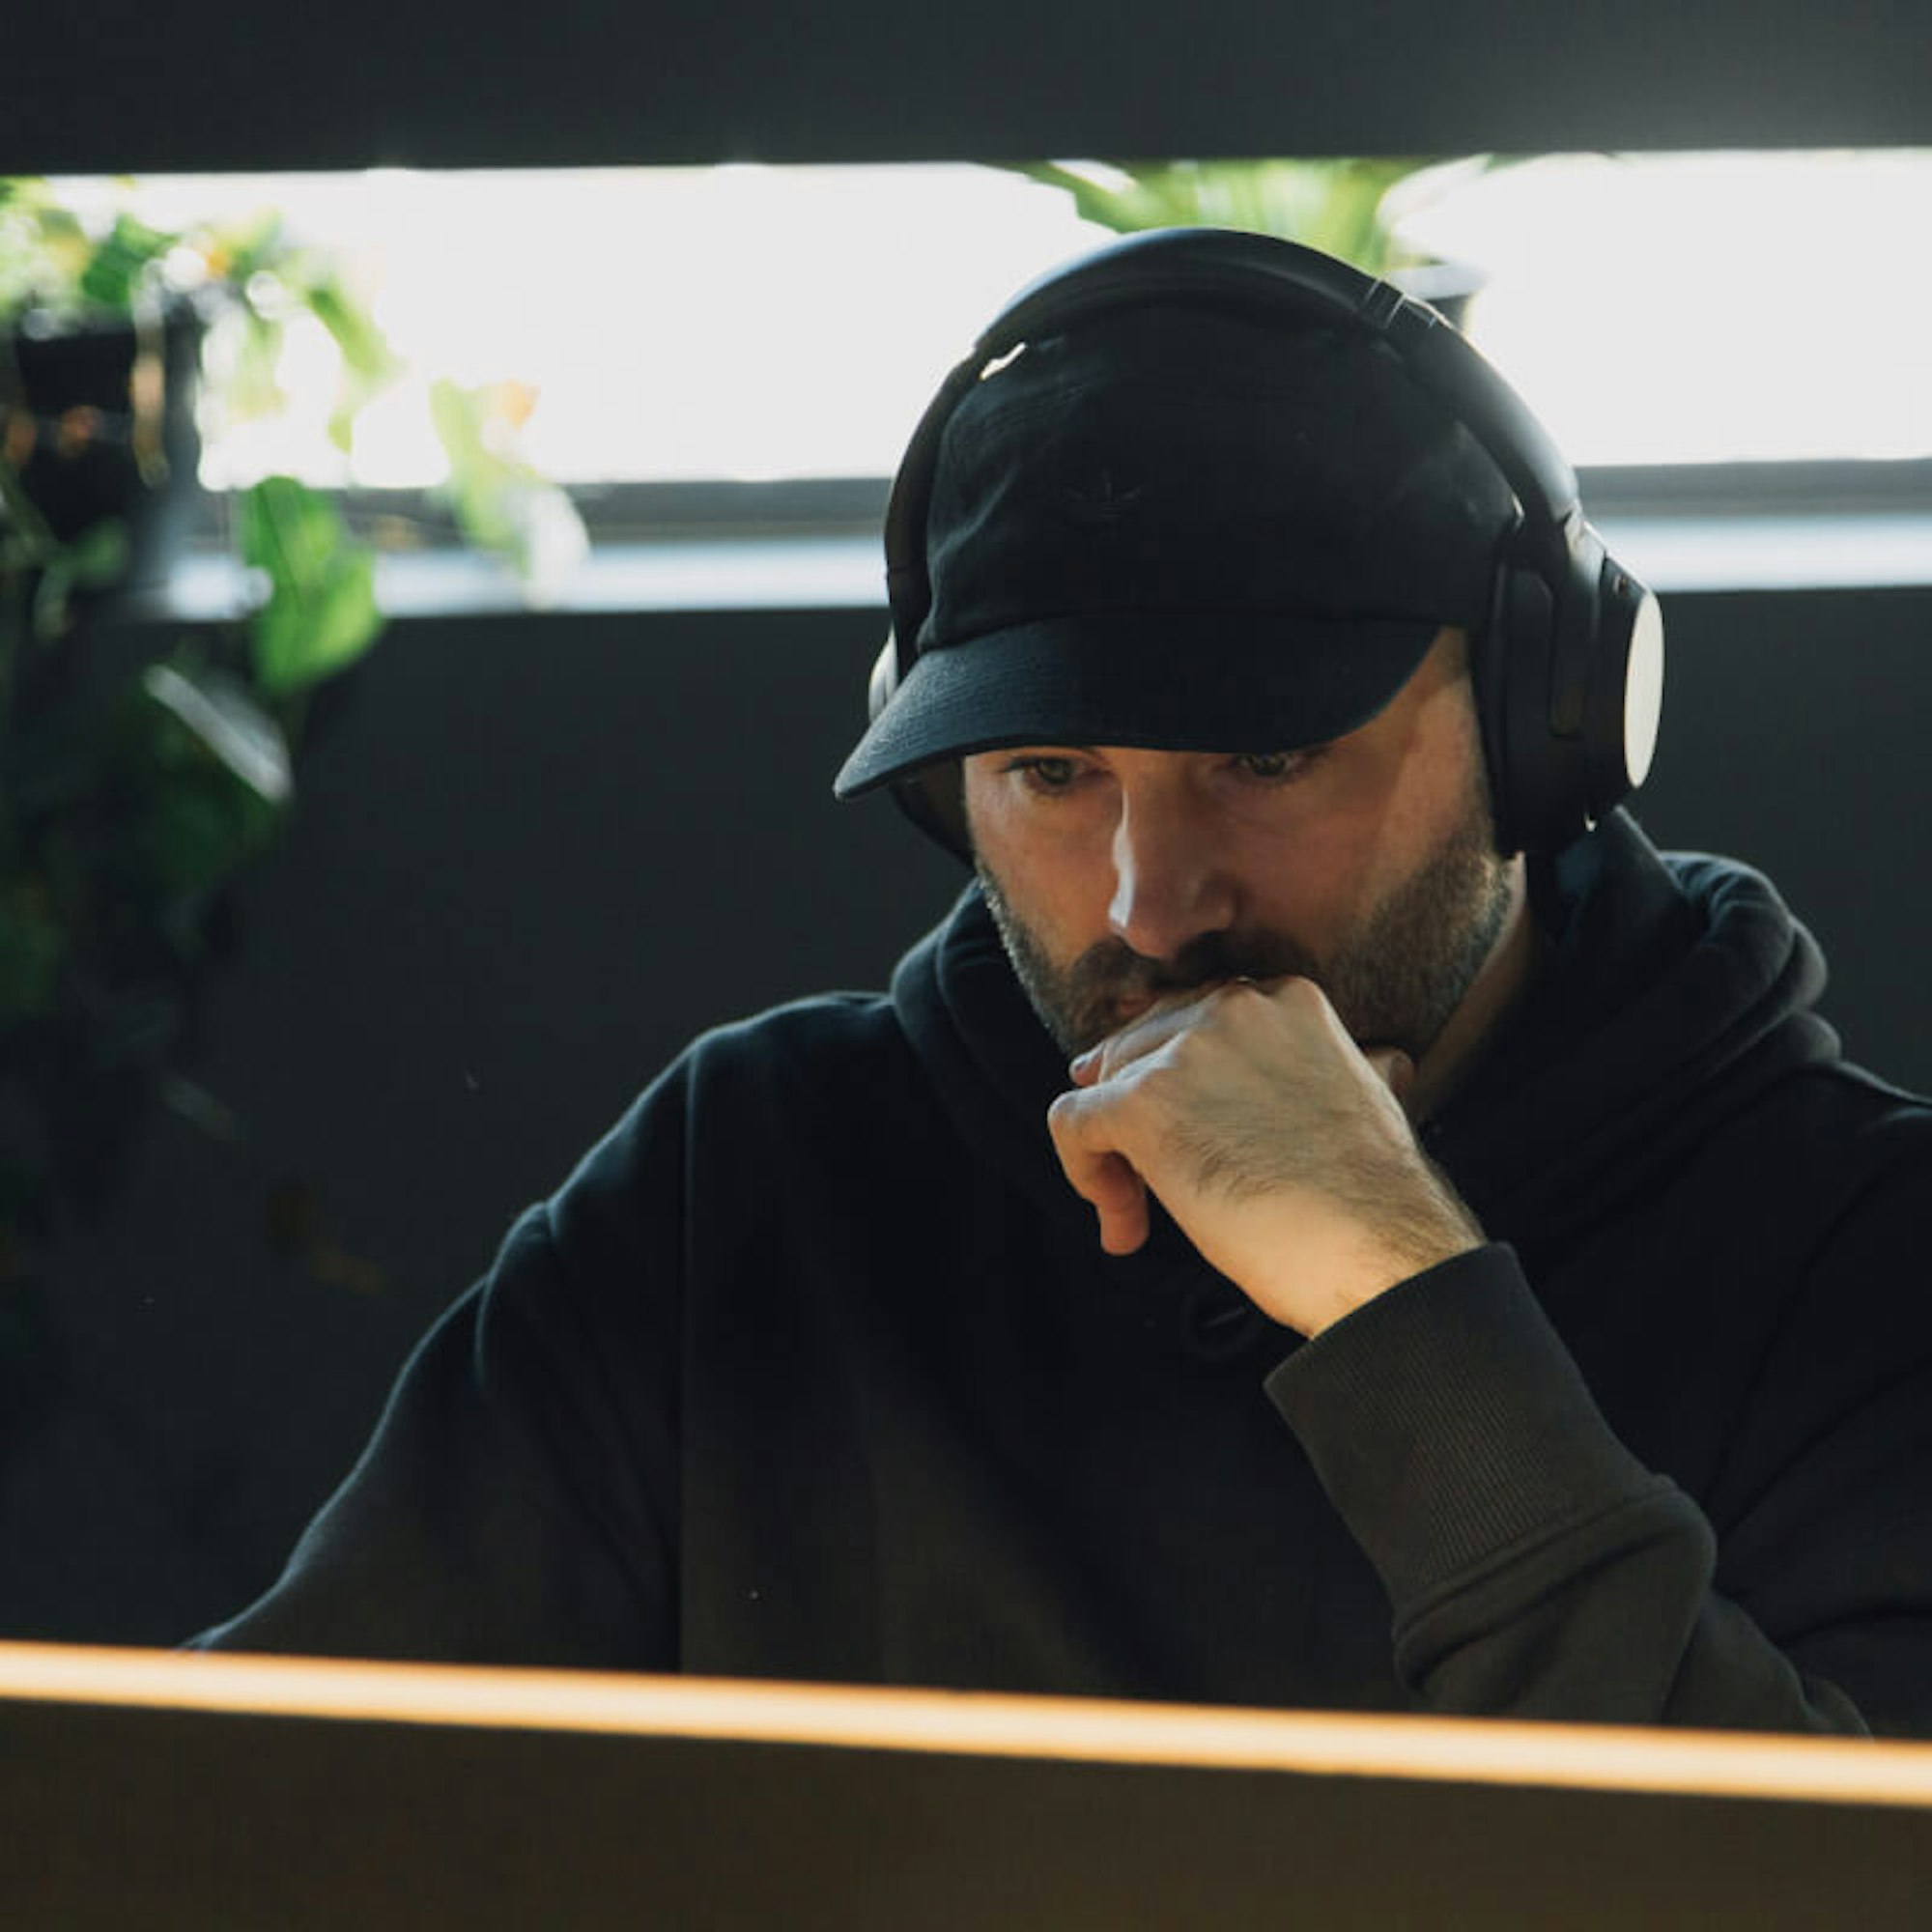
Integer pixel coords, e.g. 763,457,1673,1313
198,815,1932,1737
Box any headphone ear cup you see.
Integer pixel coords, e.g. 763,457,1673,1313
1583,561,1666,817
891,765,972,862
1471,528,1560,857
1468,571,1517,856
1476,528,1663,856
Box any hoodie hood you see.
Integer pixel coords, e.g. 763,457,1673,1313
1429,812,1840,1242
890,876,1096,1217
891,811,1842,1272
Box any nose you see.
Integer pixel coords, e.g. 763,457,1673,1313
1106,784,1239,962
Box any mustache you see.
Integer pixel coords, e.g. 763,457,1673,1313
1065,927,1320,1011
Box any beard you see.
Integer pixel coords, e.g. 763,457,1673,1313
976,772,1518,1063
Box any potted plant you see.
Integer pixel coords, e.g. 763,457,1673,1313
0,175,584,1268
1011,156,1498,322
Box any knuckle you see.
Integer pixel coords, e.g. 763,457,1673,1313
1132,1051,1187,1102
1275,975,1326,1013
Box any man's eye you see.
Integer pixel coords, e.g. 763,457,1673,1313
1232,749,1313,783
1009,755,1083,793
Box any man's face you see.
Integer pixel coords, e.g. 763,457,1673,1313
962,629,1520,1063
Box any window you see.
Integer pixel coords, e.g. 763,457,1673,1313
34,153,1931,488
18,156,1932,605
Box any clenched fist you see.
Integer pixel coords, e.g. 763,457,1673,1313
1046,976,1484,1336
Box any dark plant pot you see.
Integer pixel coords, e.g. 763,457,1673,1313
4,298,206,593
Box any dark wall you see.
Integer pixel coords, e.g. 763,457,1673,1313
1634,585,1932,1084
4,582,1927,1647
6,0,1929,174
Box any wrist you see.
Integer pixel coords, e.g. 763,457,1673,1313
1298,1223,1483,1338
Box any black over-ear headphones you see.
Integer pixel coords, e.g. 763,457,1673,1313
867,226,1663,858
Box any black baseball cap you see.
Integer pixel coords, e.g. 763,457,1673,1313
834,298,1520,801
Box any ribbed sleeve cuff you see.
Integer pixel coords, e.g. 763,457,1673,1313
1264,1244,1664,1613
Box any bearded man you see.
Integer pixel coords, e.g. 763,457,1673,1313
196,231,1932,1741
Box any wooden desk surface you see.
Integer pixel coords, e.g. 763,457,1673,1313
6,1640,1932,1928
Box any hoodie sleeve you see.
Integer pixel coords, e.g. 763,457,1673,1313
190,1090,686,1669
1264,1241,1898,1735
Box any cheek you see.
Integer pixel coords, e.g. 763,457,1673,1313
959,761,1014,850
963,775,1085,944
1232,758,1451,950
1315,701,1484,894
966,781,1121,954
1240,824,1379,946
987,843,1106,957
961,767,1032,895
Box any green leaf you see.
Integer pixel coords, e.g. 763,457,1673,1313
238,476,384,696
1009,156,1470,277
75,212,179,311
63,517,131,590
301,271,402,453
29,558,74,640
304,273,397,385
428,379,587,597
428,379,522,551
221,306,288,423
203,207,288,286
17,517,130,644
145,782,275,903
139,661,294,808
117,660,290,906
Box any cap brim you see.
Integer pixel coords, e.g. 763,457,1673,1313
834,611,1440,799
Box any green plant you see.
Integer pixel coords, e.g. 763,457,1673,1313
0,176,583,1264
1011,156,1498,280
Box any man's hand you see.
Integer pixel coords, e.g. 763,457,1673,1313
1046,978,1484,1336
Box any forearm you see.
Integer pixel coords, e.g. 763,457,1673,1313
1267,1246,1868,1733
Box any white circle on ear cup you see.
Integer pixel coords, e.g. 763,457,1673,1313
867,631,901,723
1623,592,1665,789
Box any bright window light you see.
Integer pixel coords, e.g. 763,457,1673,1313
30,155,1932,488
1397,151,1932,465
